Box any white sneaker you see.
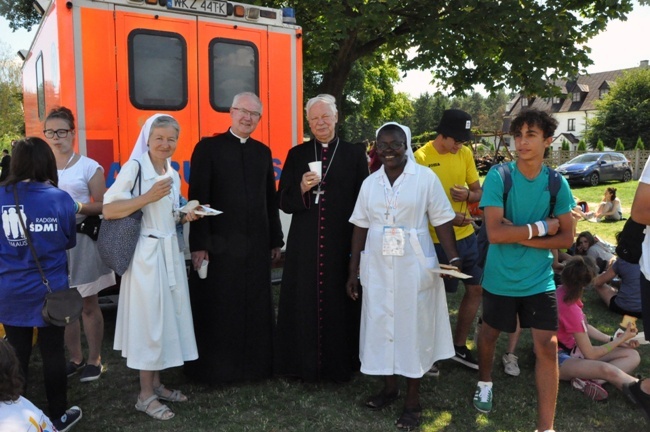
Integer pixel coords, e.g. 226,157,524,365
502,352,520,377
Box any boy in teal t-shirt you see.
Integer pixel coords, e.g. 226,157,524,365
473,109,575,432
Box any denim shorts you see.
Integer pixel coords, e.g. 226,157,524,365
558,350,571,366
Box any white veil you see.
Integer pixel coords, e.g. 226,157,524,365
129,113,168,160
375,122,415,162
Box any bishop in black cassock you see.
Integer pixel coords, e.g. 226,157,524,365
276,95,368,382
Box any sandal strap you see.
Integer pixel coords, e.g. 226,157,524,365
154,384,187,402
136,394,159,409
146,403,174,420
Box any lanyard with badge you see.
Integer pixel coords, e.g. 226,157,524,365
381,174,406,256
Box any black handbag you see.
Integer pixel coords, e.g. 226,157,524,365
14,188,83,326
76,215,102,241
96,160,143,276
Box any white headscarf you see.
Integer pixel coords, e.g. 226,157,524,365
375,121,415,162
129,113,168,160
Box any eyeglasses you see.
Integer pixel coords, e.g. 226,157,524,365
43,129,72,138
232,107,261,119
375,141,405,151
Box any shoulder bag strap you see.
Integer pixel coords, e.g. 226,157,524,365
13,186,53,293
130,160,142,197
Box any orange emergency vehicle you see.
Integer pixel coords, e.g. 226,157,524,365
21,0,303,191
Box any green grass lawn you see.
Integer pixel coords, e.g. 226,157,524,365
21,178,649,432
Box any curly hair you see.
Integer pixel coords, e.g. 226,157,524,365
0,339,24,402
509,108,558,139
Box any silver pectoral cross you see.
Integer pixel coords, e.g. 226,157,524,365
313,187,325,204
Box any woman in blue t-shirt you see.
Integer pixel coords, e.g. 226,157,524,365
0,138,82,431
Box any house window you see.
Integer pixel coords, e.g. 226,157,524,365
552,96,561,104
572,92,581,102
521,98,528,107
128,30,188,110
599,88,609,99
568,119,575,131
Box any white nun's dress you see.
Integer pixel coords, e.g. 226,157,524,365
349,158,456,378
106,153,198,370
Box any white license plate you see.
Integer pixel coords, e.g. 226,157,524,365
167,0,227,16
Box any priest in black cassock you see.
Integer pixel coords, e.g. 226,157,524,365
276,94,369,382
185,92,284,384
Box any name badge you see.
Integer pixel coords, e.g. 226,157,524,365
382,226,405,256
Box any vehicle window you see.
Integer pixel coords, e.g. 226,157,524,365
570,154,600,164
36,53,45,120
602,154,612,163
128,30,187,110
209,39,259,111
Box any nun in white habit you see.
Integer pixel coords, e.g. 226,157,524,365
346,122,459,430
104,114,200,421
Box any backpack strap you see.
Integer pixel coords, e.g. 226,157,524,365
495,163,513,219
547,167,562,217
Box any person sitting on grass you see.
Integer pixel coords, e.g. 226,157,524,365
584,187,622,222
575,231,616,272
592,232,642,319
0,338,56,432
557,256,640,401
570,196,591,221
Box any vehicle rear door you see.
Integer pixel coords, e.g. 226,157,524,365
196,21,267,142
114,8,199,187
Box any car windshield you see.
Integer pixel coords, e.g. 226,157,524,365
568,154,600,164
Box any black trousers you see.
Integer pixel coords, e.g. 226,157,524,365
3,324,67,419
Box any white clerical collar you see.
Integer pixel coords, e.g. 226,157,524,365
317,137,336,148
229,129,249,144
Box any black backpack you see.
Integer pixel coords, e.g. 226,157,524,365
476,163,562,269
615,217,646,264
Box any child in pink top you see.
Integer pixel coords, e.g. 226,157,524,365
557,256,640,401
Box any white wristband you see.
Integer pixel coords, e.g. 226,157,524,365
526,223,533,240
535,220,546,237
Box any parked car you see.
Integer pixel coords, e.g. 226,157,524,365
555,152,632,186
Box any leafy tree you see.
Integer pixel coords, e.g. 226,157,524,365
339,53,413,141
0,42,24,149
578,139,587,151
561,140,569,151
257,0,638,122
407,92,450,137
615,138,625,151
0,0,39,31
636,136,646,150
7,0,644,128
587,68,650,149
597,139,605,151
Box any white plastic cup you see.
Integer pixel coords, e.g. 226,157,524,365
308,161,322,177
198,260,209,279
